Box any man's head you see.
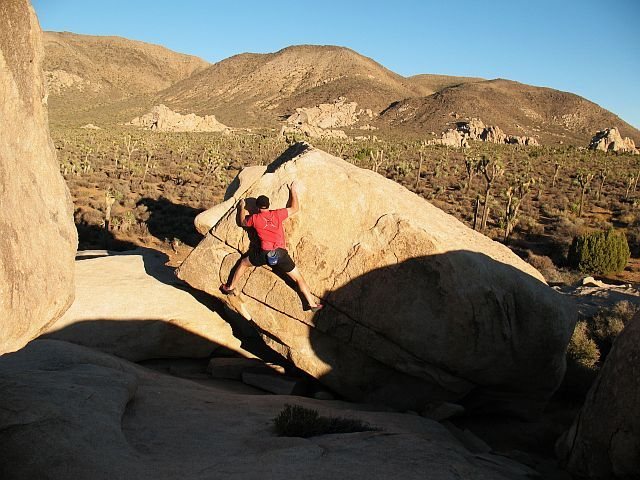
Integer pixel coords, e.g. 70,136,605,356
256,195,270,210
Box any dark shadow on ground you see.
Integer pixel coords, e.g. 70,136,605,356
40,316,326,397
75,221,139,251
137,197,204,247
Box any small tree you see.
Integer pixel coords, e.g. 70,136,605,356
369,149,385,173
464,156,479,193
575,170,594,217
503,176,535,242
568,228,630,274
552,161,561,188
596,165,608,201
477,157,504,232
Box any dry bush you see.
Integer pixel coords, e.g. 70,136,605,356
518,214,545,235
591,301,639,357
554,215,587,245
273,404,378,438
562,321,600,398
526,252,563,283
567,321,600,369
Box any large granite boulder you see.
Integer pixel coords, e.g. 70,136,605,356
0,0,77,354
44,250,243,361
177,143,576,417
558,312,640,478
0,339,537,479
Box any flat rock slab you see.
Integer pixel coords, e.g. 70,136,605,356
44,249,244,361
0,339,539,480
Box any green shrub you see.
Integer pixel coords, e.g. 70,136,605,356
567,228,630,274
273,404,378,438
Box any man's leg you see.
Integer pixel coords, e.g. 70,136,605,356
286,267,321,309
224,255,253,292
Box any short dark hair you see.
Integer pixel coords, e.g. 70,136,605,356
256,195,270,209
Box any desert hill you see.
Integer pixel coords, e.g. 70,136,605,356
406,74,485,95
157,44,430,127
43,31,209,124
43,33,640,146
380,78,640,145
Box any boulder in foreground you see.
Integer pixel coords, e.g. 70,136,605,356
0,339,536,479
0,0,77,354
558,312,640,478
177,143,576,417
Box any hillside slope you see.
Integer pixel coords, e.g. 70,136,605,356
157,45,430,126
380,79,639,145
44,31,209,124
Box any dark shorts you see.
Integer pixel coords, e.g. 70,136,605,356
248,247,296,273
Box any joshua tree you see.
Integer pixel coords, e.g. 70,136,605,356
503,176,535,242
370,149,385,173
596,165,609,201
552,161,561,188
415,141,428,190
139,151,154,188
625,173,636,200
472,195,481,231
123,134,138,178
576,170,595,217
477,157,504,232
464,156,479,193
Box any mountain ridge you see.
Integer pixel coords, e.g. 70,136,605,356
43,32,639,146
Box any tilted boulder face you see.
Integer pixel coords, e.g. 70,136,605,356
558,312,640,479
177,143,576,417
589,127,639,154
129,104,228,132
0,0,77,354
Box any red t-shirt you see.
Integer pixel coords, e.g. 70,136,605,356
246,208,288,250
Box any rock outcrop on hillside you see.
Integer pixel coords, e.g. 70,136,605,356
129,104,228,132
177,143,576,418
281,98,374,139
44,250,243,361
0,0,77,354
287,97,374,129
430,118,540,148
589,127,639,154
0,339,534,480
558,312,640,479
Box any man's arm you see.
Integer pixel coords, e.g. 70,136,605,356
237,199,250,226
286,181,300,216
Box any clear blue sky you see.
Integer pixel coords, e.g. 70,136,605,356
33,0,640,128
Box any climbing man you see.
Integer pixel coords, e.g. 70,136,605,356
220,181,323,312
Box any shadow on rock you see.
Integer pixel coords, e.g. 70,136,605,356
305,250,576,419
